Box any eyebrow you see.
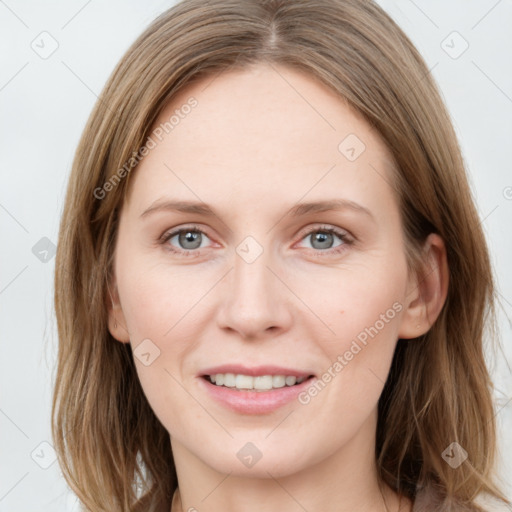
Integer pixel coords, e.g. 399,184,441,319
140,198,374,221
140,199,375,220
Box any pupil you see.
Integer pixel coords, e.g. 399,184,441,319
313,231,332,249
180,231,201,249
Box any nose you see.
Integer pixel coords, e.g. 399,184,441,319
216,244,293,340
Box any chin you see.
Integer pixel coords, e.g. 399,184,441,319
194,439,315,479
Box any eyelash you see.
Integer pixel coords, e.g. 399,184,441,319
159,224,353,258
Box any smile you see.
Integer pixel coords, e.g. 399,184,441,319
198,366,316,414
206,373,309,391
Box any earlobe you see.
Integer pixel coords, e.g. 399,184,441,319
398,233,449,339
106,280,131,343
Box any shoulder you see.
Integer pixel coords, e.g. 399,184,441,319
412,487,511,512
475,493,512,512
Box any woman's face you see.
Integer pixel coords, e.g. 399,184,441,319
109,63,421,478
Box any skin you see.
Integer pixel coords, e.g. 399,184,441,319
108,63,448,512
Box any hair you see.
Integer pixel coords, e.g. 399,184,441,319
52,0,510,510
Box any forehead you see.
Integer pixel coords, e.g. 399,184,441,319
123,63,398,217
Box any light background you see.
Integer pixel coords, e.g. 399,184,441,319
0,0,511,510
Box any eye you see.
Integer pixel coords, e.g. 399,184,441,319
159,224,353,258
296,225,353,256
160,225,213,256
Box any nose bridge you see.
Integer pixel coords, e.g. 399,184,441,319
233,243,272,303
216,236,291,338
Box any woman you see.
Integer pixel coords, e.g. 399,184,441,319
52,0,510,510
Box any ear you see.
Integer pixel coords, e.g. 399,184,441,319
398,233,449,339
107,275,131,344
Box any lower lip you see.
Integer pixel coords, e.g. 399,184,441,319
198,376,315,415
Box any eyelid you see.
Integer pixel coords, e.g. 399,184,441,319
292,224,354,253
295,223,352,241
159,224,215,245
160,223,354,257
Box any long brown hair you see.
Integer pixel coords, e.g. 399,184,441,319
52,0,510,510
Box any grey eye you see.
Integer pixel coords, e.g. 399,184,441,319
174,230,204,250
301,229,346,251
309,231,336,250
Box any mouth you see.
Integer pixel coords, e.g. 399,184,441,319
197,365,316,414
202,373,313,391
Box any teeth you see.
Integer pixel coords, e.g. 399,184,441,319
235,374,253,390
254,375,273,390
223,373,236,387
285,376,296,386
272,375,285,388
209,373,308,391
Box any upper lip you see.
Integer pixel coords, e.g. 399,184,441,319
199,364,314,378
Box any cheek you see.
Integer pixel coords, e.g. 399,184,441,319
116,263,213,416
297,261,406,421
118,258,212,343
120,273,198,432
301,256,406,347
